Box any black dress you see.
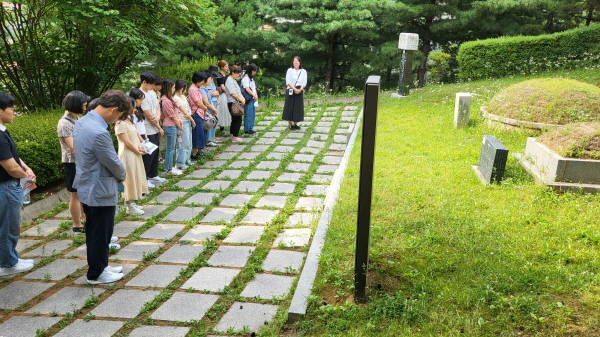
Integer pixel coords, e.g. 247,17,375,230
282,86,304,123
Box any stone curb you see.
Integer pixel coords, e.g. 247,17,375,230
21,188,70,224
480,107,561,130
287,107,363,323
274,95,363,108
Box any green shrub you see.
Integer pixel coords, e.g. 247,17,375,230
155,56,218,83
8,109,64,187
457,24,600,80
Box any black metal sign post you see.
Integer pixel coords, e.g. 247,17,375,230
354,76,381,303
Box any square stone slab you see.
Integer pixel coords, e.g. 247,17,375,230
151,191,187,204
185,192,219,205
317,165,338,174
111,241,163,261
240,274,296,299
243,209,279,225
215,302,278,333
287,132,304,138
250,145,270,152
67,244,87,258
330,143,347,151
16,239,40,252
238,152,261,160
220,194,254,207
321,117,336,121
22,220,63,236
262,132,281,138
72,263,138,285
286,212,318,227
275,121,289,126
181,267,240,292
333,135,347,143
257,120,272,125
344,105,358,110
129,326,190,337
158,244,205,264
208,246,256,267
162,207,204,222
180,225,225,242
137,205,169,219
27,287,105,314
0,281,55,309
255,195,288,208
287,163,310,172
200,207,239,223
202,160,227,168
277,172,303,182
214,152,237,160
126,265,184,288
24,259,87,281
303,117,315,121
323,156,342,165
151,292,219,322
21,239,71,258
256,161,280,170
267,183,295,194
295,197,323,211
187,169,213,178
304,185,327,196
335,128,349,134
266,152,286,160
55,209,72,218
262,250,306,273
217,170,243,179
0,316,61,337
175,180,202,189
273,146,294,153
224,144,246,152
140,223,185,240
307,140,326,148
113,221,145,237
314,127,331,133
280,139,300,145
223,226,265,244
255,138,276,145
299,147,321,154
53,319,123,337
233,181,263,193
311,174,333,184
317,122,333,127
91,289,159,318
294,154,314,162
274,228,312,247
326,106,341,111
246,170,272,180
229,160,251,168
202,180,232,191
271,126,287,131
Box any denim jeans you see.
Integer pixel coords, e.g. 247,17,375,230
243,98,256,133
176,121,192,167
0,179,23,267
163,126,177,171
205,112,216,142
191,114,206,150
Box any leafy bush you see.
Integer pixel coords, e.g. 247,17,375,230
8,109,64,187
458,24,600,79
155,56,219,83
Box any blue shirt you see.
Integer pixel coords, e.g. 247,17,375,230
206,82,219,106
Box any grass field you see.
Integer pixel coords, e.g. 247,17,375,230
291,68,600,336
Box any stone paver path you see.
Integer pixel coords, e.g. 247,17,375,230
0,104,358,335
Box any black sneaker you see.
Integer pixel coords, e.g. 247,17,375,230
292,125,301,130
190,154,199,161
72,226,85,234
245,130,256,135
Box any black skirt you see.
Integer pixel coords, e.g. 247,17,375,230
282,86,304,123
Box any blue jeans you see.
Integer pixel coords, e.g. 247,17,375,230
205,112,216,142
0,179,23,267
176,121,193,167
191,113,205,150
164,126,177,171
243,98,256,133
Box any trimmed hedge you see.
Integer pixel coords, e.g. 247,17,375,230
457,24,600,80
7,109,64,187
155,56,218,83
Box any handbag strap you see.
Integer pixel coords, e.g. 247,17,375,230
293,69,303,87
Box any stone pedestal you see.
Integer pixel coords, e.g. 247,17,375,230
454,93,471,128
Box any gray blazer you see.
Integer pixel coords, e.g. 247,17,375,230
73,111,126,207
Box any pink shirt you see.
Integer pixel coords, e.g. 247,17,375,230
188,85,205,118
160,96,178,127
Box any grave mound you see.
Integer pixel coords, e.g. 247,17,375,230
538,122,600,159
485,78,600,125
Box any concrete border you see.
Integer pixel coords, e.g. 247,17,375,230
274,95,363,108
21,188,70,224
287,107,363,323
481,107,561,130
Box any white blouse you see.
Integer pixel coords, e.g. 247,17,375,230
286,68,307,87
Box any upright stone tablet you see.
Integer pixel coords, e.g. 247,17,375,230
454,92,471,128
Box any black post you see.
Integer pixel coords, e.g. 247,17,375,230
354,76,380,303
398,50,414,96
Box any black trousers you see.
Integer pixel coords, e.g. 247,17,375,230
228,102,243,137
142,133,160,178
82,204,115,280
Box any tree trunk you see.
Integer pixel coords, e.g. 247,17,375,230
325,34,337,94
586,4,595,25
544,11,555,33
417,17,433,88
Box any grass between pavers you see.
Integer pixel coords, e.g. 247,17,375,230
1,101,352,336
289,69,600,336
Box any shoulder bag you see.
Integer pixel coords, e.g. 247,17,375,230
230,100,244,116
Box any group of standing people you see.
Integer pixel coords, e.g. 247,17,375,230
0,56,307,284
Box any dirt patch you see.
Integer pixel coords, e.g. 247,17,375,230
538,123,600,159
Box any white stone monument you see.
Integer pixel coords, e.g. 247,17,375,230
392,33,419,99
454,92,472,128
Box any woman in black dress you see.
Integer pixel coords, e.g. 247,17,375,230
282,56,307,130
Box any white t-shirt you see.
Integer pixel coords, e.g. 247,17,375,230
141,89,159,135
173,94,191,121
241,75,256,95
286,68,307,87
132,114,146,136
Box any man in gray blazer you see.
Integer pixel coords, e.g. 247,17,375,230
74,90,131,285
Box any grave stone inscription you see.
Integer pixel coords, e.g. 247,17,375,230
477,135,508,183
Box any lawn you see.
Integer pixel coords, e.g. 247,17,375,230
291,68,600,336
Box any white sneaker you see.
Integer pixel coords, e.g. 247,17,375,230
167,168,183,176
110,236,118,243
150,176,166,183
127,204,144,215
131,202,143,210
207,141,217,147
177,165,188,170
87,271,123,285
0,260,34,277
104,266,123,273
147,180,155,188
108,243,121,250
19,258,34,265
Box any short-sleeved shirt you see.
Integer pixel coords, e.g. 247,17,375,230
188,84,205,118
161,96,178,127
200,87,213,114
0,125,22,182
141,89,159,135
241,75,256,95
225,77,242,103
57,112,78,163
132,112,146,136
173,94,191,121
206,81,219,106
